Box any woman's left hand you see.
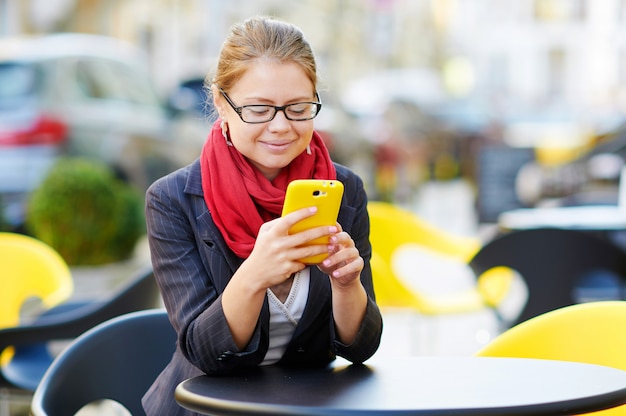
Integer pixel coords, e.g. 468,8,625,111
316,223,363,287
317,223,368,344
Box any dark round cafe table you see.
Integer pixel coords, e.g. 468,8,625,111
175,356,626,415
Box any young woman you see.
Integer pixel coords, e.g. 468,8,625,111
142,16,382,415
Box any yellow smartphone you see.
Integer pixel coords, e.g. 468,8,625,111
281,179,344,264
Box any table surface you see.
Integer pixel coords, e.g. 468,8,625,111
175,356,626,415
498,205,626,231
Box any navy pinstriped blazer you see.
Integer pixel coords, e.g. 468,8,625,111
142,158,383,416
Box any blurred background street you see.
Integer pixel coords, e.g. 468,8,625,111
4,0,626,233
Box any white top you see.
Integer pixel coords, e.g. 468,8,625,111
262,267,310,365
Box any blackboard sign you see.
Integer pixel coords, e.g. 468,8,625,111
477,146,535,223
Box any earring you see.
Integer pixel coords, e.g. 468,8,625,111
306,144,312,155
220,119,233,146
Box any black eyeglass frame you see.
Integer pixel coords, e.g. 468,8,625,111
218,87,322,124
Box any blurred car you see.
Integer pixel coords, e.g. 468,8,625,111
0,33,196,228
168,77,213,119
167,76,215,164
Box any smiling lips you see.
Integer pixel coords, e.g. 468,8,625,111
262,140,294,152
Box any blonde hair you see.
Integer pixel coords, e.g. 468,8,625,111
207,16,318,96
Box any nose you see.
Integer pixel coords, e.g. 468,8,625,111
268,108,291,131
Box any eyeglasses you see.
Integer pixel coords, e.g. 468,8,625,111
218,87,322,124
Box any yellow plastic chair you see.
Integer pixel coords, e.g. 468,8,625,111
368,201,480,265
0,232,74,329
476,301,626,415
367,201,519,353
367,201,515,314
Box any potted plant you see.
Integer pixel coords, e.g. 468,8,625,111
25,157,145,266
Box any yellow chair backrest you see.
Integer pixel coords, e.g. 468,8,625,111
369,250,420,309
367,201,480,265
0,232,74,329
367,201,488,313
367,201,520,316
477,301,626,415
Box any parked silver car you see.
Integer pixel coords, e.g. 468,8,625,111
0,33,199,228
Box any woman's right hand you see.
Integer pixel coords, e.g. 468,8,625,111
222,206,337,349
247,206,338,288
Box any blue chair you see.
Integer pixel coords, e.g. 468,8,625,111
31,309,176,416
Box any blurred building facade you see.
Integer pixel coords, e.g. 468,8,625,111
2,0,626,123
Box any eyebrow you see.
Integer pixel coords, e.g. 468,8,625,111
239,94,315,105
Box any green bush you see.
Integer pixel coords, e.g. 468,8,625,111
25,157,145,266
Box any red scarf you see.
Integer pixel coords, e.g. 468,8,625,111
200,120,336,258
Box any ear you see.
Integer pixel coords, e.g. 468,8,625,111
211,84,228,119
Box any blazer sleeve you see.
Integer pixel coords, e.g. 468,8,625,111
145,168,267,375
330,164,383,363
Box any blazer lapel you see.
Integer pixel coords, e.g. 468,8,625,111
186,160,244,289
